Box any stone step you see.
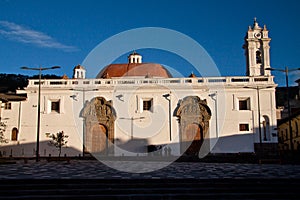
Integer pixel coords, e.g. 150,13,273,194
0,179,299,199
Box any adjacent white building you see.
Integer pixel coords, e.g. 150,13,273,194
0,19,278,158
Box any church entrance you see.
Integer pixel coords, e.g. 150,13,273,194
82,97,116,156
175,96,211,157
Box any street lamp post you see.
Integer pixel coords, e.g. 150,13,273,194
208,92,218,138
255,86,262,145
266,67,300,152
163,93,172,141
21,66,60,162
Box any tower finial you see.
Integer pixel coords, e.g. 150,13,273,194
253,17,261,29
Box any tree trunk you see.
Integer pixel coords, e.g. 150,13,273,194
59,146,61,157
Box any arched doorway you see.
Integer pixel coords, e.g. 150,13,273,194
175,96,211,156
91,124,108,154
11,127,18,141
82,97,116,156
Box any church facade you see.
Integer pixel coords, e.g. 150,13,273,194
0,19,278,158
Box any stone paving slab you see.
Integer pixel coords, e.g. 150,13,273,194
1,160,300,179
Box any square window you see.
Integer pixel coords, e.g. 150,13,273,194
239,124,249,131
143,100,152,111
239,98,250,110
51,101,60,113
4,102,11,110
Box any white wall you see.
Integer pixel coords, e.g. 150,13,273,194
0,76,278,157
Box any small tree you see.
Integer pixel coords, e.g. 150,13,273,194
0,121,8,144
46,131,68,157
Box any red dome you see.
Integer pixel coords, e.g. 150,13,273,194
96,63,172,79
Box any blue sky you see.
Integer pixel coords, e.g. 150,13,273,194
0,0,299,86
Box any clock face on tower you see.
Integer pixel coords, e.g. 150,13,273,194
254,32,261,39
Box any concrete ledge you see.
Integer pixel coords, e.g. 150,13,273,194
0,161,16,165
46,157,71,163
259,159,281,164
0,158,17,164
0,179,299,199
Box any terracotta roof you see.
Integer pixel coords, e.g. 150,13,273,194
96,63,172,79
61,74,69,79
188,72,197,78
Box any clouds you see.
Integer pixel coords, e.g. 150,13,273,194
0,21,79,52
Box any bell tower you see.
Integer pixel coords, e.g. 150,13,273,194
128,51,142,64
73,64,86,79
243,18,271,76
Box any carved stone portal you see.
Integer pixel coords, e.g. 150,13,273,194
175,96,211,156
82,97,116,155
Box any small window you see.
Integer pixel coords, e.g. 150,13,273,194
239,124,249,131
143,100,152,111
4,102,11,110
256,50,262,64
239,98,250,110
51,101,60,113
11,127,18,141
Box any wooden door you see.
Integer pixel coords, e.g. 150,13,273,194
183,123,203,156
91,124,108,154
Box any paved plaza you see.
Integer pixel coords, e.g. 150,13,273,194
1,159,300,179
1,160,300,199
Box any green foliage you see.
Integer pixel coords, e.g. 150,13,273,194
0,73,61,93
46,131,69,157
0,74,29,92
0,121,8,144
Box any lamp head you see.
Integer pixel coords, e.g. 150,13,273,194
265,68,273,71
51,66,61,69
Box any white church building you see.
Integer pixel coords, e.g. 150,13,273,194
0,19,278,158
